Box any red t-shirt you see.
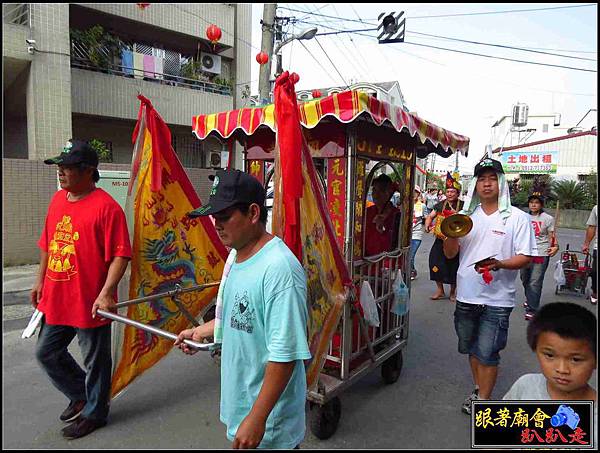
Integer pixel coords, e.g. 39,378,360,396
364,203,401,256
37,189,132,328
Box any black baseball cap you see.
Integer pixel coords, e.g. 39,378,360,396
474,158,504,176
188,169,266,217
44,139,99,167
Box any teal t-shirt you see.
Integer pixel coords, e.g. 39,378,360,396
220,236,312,449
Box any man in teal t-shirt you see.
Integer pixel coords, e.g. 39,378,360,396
177,169,311,449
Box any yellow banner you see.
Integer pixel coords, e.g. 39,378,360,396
111,101,226,397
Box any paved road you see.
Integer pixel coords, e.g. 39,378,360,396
2,228,596,448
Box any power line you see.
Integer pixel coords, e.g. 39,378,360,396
306,24,597,73
382,43,596,96
313,37,350,88
402,41,596,73
406,31,597,62
394,3,597,20
172,4,260,53
283,3,596,24
314,3,371,81
297,40,339,85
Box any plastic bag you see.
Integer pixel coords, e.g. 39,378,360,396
360,281,380,327
554,261,566,286
391,270,410,316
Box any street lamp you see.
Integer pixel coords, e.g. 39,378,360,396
272,27,318,80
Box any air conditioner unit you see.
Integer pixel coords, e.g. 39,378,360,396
208,151,222,168
200,52,222,74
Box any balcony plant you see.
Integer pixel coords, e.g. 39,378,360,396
70,25,123,70
89,139,112,163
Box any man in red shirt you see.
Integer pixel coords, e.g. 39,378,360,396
364,174,401,256
31,140,131,439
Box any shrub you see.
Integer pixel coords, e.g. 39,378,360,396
551,180,587,209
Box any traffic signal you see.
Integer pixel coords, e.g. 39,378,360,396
377,12,405,44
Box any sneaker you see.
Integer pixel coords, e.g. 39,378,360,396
591,294,598,305
410,270,417,281
59,400,86,423
62,417,107,439
462,394,480,415
524,311,535,321
523,301,530,310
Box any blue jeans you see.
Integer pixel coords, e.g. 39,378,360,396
519,256,550,313
35,319,112,422
410,239,422,272
454,302,513,366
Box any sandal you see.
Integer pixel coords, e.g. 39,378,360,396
430,293,447,300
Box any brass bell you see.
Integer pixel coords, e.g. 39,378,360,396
440,214,473,238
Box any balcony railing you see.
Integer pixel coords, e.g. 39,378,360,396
70,38,232,96
3,3,30,26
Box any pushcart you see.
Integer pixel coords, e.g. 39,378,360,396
191,90,469,439
555,244,592,297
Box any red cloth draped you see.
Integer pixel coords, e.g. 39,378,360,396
274,72,304,260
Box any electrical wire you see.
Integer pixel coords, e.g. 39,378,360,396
297,40,339,85
172,4,260,53
391,3,597,20
402,41,596,73
283,3,596,23
300,23,597,73
312,37,350,88
308,3,370,81
406,31,596,62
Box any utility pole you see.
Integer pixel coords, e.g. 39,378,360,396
258,3,277,105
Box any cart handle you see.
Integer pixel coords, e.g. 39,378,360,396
97,309,220,352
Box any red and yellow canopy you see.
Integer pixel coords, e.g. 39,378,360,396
192,90,469,156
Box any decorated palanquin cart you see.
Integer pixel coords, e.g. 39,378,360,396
192,90,469,439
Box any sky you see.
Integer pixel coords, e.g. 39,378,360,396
247,3,597,174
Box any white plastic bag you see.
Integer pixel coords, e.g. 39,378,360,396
360,281,380,327
391,270,410,316
21,309,43,339
554,261,566,286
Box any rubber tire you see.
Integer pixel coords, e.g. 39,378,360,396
309,397,341,440
381,350,403,385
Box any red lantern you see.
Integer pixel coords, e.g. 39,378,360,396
312,89,322,98
136,3,150,9
206,24,222,45
256,51,269,65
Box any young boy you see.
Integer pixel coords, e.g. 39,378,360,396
503,302,596,401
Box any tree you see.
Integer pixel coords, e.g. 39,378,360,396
579,171,598,209
551,180,587,209
511,179,532,207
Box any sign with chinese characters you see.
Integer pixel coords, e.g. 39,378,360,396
353,158,369,258
355,137,414,163
327,158,347,250
472,401,594,449
501,151,558,174
248,159,265,184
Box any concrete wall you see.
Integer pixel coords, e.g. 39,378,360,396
71,68,233,127
2,158,217,266
517,207,592,230
27,4,73,160
2,22,34,61
75,3,236,47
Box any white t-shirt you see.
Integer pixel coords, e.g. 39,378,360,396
587,205,597,251
529,211,555,256
456,205,536,307
412,201,425,241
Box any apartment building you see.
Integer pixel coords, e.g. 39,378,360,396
3,3,252,264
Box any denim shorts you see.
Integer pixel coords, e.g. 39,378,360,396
453,301,513,366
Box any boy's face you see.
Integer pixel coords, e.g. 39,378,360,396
476,169,499,203
536,332,596,396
